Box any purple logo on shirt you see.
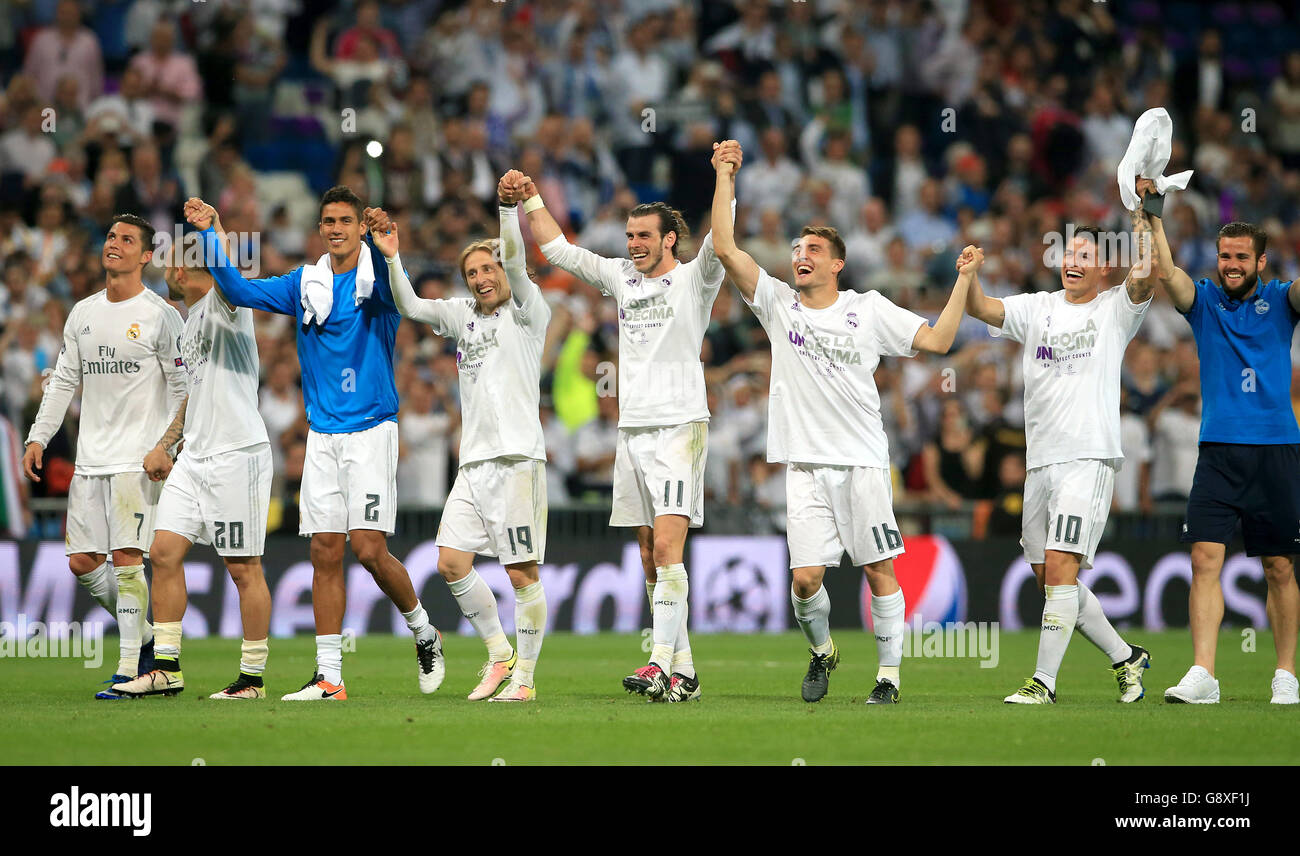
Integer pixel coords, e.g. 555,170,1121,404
846,312,858,329
789,331,805,347
662,276,671,287
467,321,474,332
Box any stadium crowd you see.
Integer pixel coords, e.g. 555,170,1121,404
2,0,1300,539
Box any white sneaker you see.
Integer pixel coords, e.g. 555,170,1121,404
1270,669,1299,704
281,673,347,700
1164,665,1220,704
415,629,445,694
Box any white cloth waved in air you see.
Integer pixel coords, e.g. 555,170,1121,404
1116,107,1195,211
300,240,376,325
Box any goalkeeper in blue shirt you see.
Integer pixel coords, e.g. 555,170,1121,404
186,189,445,700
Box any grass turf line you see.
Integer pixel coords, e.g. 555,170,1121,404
0,629,1291,765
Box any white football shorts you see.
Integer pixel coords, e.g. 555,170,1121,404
155,443,272,556
609,421,707,529
437,457,547,563
1021,458,1116,570
785,463,904,569
300,421,398,536
65,471,163,556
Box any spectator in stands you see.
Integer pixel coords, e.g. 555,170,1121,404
22,0,103,110
127,19,202,143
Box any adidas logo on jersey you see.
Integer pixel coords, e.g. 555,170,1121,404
81,325,91,335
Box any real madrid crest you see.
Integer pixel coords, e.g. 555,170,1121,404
127,322,141,340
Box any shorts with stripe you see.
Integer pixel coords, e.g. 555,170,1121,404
155,443,272,556
1021,458,1116,570
609,422,707,528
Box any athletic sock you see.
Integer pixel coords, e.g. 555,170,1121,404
650,564,688,672
792,584,833,655
447,570,512,661
153,620,181,672
114,564,149,675
1033,585,1079,694
513,581,546,687
670,597,695,679
240,638,268,679
1074,581,1132,664
401,599,437,644
315,633,343,685
871,589,905,688
76,561,117,614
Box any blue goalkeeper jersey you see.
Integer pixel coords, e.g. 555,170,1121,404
200,227,400,433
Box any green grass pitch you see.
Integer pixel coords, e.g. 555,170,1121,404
1,630,1293,765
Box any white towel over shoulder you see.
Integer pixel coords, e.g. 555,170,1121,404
301,241,376,325
1117,107,1195,211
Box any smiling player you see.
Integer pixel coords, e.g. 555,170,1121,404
22,214,186,698
710,140,974,704
965,216,1155,704
365,171,550,702
519,158,741,702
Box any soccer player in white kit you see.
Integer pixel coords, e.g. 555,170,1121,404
364,173,549,702
110,238,274,700
22,214,187,698
964,223,1155,704
519,160,742,702
710,141,975,704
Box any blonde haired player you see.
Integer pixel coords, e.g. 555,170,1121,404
710,140,974,704
965,218,1155,704
364,172,549,702
22,214,187,699
519,159,743,702
110,233,274,700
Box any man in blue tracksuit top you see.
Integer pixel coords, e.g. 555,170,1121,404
1143,185,1300,705
185,188,446,699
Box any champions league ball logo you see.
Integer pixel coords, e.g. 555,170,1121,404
701,555,773,632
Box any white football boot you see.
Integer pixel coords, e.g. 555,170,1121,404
416,628,445,694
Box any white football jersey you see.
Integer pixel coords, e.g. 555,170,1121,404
27,287,186,475
401,206,549,466
744,270,927,468
992,283,1149,470
178,287,269,458
539,224,726,428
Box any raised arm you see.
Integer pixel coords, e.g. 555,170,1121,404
963,256,1005,328
710,140,761,303
363,207,460,335
913,246,981,354
1137,181,1196,312
495,172,542,312
185,197,298,315
520,181,623,294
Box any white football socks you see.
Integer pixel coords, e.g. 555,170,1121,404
76,561,117,614
114,564,150,676
316,633,343,685
650,564,688,673
1033,585,1079,693
513,581,546,687
240,638,268,676
647,576,695,678
448,570,512,662
871,589,905,688
401,599,437,644
1074,581,1132,664
792,584,833,655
